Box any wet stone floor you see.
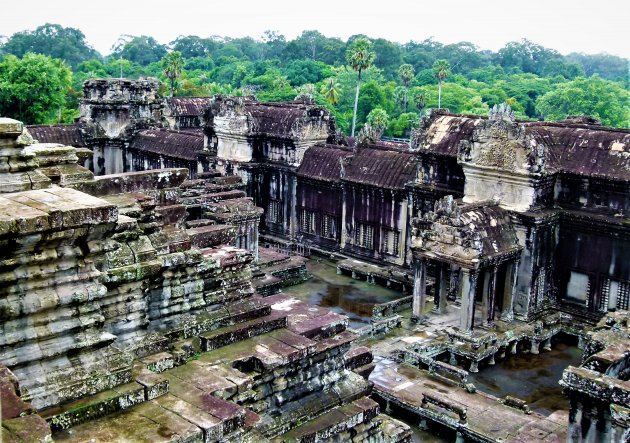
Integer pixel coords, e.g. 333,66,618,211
280,258,406,329
467,338,581,415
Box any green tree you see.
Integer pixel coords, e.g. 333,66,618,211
0,53,73,124
565,52,628,83
161,51,184,97
398,63,415,111
432,59,450,108
388,112,419,137
346,37,376,136
497,39,561,75
283,59,333,86
1,23,100,68
366,107,389,135
321,78,340,105
535,76,630,128
111,35,167,66
411,88,429,112
170,35,218,59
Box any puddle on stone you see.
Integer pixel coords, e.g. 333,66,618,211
466,339,582,415
281,259,406,329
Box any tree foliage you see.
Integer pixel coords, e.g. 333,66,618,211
0,24,628,130
111,35,168,66
1,24,99,68
161,51,184,96
346,37,376,136
536,76,629,127
0,53,73,124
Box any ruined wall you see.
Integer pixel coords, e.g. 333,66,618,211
79,78,165,176
511,213,559,319
342,184,408,266
556,174,630,214
555,216,630,313
295,179,344,250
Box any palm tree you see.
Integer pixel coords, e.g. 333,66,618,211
161,51,184,97
346,38,376,137
432,59,451,108
321,78,340,105
398,64,415,112
367,107,389,134
413,89,429,113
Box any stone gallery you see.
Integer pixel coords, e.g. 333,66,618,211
1,78,628,442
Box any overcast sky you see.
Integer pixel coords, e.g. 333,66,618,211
2,0,629,58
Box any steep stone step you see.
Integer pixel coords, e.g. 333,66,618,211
40,382,146,431
257,371,372,437
141,351,175,373
271,397,380,443
134,368,170,400
168,299,273,364
188,224,236,248
199,313,288,352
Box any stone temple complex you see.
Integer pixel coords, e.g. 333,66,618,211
1,77,628,443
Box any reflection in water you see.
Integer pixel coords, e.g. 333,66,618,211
281,259,405,329
467,339,582,415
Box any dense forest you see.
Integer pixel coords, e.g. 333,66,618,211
0,23,628,133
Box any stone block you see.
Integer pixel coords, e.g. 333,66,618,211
0,118,23,137
135,370,169,400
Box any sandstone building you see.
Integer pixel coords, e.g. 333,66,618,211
4,77,628,442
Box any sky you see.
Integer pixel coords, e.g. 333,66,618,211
1,0,629,58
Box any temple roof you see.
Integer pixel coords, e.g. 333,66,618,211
413,196,522,267
525,122,630,181
165,97,212,117
131,129,204,161
26,124,86,147
208,96,333,140
412,110,630,182
344,145,418,190
296,144,353,183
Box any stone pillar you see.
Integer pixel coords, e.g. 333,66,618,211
412,257,427,322
432,263,442,313
439,265,449,314
530,339,540,354
501,260,519,321
450,265,461,304
487,266,498,325
340,184,347,249
542,338,552,351
469,360,478,373
481,269,490,326
568,398,583,442
455,432,465,443
459,268,478,334
449,352,457,366
510,341,518,354
288,173,297,240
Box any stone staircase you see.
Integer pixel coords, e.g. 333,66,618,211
48,295,410,442
253,248,309,296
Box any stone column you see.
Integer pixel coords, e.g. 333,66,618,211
340,184,347,249
481,269,490,326
459,268,478,334
501,260,519,321
412,257,427,323
433,262,442,313
450,265,461,304
487,266,498,325
439,265,449,314
288,173,297,240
